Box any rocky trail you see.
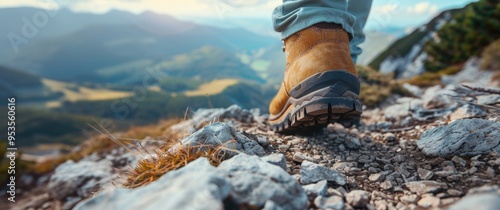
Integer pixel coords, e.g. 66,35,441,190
4,80,500,210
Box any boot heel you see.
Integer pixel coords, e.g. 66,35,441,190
269,71,363,133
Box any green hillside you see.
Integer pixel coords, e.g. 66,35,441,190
369,8,463,70
424,0,500,71
0,66,65,103
157,46,265,83
0,66,42,87
56,81,271,125
0,107,129,147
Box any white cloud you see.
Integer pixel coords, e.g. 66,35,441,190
0,0,61,10
373,4,400,14
407,2,438,14
0,0,278,17
217,0,270,7
68,0,212,15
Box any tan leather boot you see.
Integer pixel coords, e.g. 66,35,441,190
269,23,363,133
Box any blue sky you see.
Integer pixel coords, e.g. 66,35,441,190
367,0,477,29
0,0,478,32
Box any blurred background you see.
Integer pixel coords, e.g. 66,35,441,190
0,0,498,156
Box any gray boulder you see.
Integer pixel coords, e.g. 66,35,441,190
417,119,500,156
448,194,500,210
75,154,307,210
300,161,346,185
48,159,114,201
218,154,308,210
169,122,266,156
74,158,231,210
170,105,256,134
383,97,423,120
422,85,458,109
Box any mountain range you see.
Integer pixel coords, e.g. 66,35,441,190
1,7,276,83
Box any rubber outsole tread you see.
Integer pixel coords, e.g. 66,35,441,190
270,99,362,133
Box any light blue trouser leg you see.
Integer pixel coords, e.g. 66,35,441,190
348,0,373,64
272,0,373,64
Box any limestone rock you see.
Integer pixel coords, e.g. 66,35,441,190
384,97,423,120
467,185,500,195
302,180,328,199
422,85,458,109
218,154,308,210
261,153,287,171
417,119,500,156
76,154,307,210
170,105,256,134
48,159,114,201
448,194,500,210
300,161,346,185
74,158,231,210
170,122,266,156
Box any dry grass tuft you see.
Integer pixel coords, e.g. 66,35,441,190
123,118,182,140
404,64,462,87
30,119,185,175
357,66,410,107
124,144,229,188
491,72,500,87
481,39,500,71
30,112,227,191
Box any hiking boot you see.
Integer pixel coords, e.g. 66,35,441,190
269,23,363,133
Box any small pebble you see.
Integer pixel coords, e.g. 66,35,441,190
417,196,440,208
418,168,434,180
384,164,394,171
369,173,386,182
452,156,467,167
380,180,393,190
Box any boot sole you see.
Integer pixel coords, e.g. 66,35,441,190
269,71,363,133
